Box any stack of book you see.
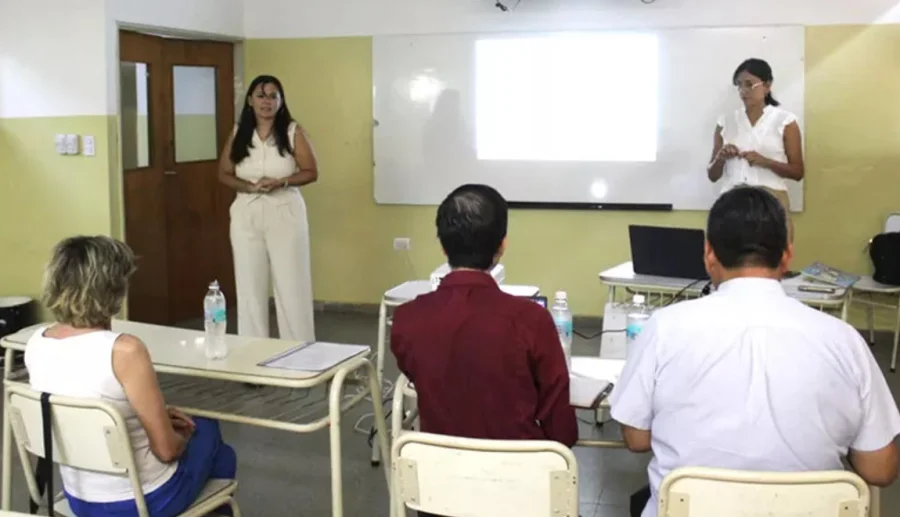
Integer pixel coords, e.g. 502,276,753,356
801,262,861,289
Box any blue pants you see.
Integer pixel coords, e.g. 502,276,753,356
65,418,237,517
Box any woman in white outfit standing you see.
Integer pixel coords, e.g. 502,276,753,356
218,75,317,342
707,58,804,240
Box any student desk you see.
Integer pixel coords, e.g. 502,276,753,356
0,320,389,517
599,261,851,321
372,280,540,465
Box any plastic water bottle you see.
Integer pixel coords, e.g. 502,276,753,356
203,281,228,359
550,291,573,370
625,294,652,349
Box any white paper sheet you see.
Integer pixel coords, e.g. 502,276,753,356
570,376,613,409
571,358,626,384
259,342,370,372
499,284,540,297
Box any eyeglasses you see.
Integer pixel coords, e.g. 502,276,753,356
735,82,764,93
253,91,281,101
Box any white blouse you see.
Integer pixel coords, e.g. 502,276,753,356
716,105,798,193
233,122,302,205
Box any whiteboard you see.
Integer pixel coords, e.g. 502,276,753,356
373,27,805,211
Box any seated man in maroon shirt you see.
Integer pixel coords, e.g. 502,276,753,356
391,184,578,453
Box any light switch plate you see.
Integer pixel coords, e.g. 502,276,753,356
82,135,95,156
64,134,79,155
54,134,67,155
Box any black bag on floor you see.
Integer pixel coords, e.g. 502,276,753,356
870,232,900,286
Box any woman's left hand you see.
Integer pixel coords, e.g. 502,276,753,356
255,177,284,192
741,151,770,168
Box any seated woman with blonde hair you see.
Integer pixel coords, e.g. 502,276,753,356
25,236,237,516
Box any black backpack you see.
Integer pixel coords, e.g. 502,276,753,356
870,232,900,286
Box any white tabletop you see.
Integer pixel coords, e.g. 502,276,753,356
499,284,542,297
599,262,701,291
599,261,847,304
384,280,540,303
0,297,32,308
571,357,625,409
384,280,431,302
1,320,370,386
852,275,900,294
571,357,626,384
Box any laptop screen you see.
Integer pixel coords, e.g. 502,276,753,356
629,225,708,280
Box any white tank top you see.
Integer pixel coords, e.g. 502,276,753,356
25,328,177,502
233,122,303,207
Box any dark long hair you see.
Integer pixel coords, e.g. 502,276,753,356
230,75,295,165
733,58,780,107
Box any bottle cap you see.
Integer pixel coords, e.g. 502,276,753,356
633,294,646,304
209,280,220,289
555,291,567,300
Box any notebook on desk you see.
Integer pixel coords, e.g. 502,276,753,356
801,262,860,289
259,342,370,372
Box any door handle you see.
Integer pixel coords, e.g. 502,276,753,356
164,170,177,176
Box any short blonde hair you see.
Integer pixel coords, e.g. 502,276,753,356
43,236,136,328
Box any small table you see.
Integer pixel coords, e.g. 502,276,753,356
371,280,540,465
851,276,900,372
0,320,389,517
599,262,850,321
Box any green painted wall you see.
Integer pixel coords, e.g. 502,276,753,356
0,116,117,316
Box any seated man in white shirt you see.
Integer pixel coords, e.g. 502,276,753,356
610,186,900,517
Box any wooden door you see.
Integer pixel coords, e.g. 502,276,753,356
119,31,235,325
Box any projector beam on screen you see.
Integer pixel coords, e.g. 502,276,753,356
373,28,805,210
507,201,673,211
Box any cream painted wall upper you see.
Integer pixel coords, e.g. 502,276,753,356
0,0,108,118
105,0,245,115
244,0,900,38
108,0,244,39
0,0,244,119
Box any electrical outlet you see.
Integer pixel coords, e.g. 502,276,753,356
393,237,411,251
82,135,95,156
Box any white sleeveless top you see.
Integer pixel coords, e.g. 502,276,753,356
233,122,303,206
716,105,798,193
25,329,177,502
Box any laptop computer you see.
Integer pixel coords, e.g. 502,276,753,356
629,225,709,280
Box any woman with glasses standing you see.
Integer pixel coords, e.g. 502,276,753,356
707,58,804,240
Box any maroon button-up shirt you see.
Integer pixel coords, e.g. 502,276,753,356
391,271,578,446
